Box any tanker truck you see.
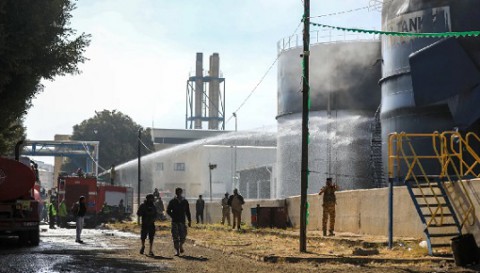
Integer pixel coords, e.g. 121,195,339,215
0,155,40,246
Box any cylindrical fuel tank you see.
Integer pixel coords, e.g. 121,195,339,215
277,40,382,198
0,157,35,201
380,0,480,179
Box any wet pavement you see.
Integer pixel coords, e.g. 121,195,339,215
0,224,169,273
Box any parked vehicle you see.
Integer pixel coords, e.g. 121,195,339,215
0,156,40,245
57,175,133,227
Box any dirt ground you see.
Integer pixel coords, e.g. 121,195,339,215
105,221,478,273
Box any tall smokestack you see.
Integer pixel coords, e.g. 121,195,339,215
195,53,203,129
208,53,220,130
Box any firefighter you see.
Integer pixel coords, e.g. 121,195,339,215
58,198,68,228
110,165,116,185
48,199,57,229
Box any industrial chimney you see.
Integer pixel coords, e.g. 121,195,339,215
186,52,226,130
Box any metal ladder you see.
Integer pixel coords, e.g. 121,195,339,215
405,176,462,255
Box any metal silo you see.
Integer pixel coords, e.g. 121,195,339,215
277,37,382,198
380,0,480,179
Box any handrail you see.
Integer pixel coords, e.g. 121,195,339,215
388,132,478,229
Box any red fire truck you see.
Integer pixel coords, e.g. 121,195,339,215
57,175,132,227
0,157,40,245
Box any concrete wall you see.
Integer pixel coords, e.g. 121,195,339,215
192,180,480,241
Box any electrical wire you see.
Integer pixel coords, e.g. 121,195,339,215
81,142,107,172
226,21,302,125
309,0,388,19
138,138,154,153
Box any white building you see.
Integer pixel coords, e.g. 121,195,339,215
115,130,277,199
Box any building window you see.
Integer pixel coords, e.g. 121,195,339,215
174,163,185,171
156,162,164,171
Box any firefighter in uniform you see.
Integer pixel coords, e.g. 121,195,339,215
319,177,338,236
48,199,57,229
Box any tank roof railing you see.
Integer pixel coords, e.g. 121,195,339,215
277,29,379,54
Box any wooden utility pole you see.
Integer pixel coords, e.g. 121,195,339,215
300,0,310,253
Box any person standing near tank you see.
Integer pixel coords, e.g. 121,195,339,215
228,189,245,230
319,177,339,236
137,194,157,256
71,196,87,243
220,193,230,226
166,187,191,256
195,195,205,224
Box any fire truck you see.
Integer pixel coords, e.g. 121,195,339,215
0,157,41,245
57,175,133,227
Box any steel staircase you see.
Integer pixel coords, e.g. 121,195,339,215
405,176,461,255
388,132,479,256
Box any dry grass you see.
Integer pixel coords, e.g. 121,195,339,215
107,221,433,261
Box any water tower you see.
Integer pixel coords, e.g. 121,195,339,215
185,53,226,130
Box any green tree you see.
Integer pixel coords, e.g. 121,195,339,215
63,110,154,173
0,0,90,155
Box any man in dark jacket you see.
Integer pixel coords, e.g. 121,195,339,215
137,194,157,256
228,189,245,230
195,195,205,224
166,188,191,256
71,196,87,243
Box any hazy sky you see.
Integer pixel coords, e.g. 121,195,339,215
24,0,381,141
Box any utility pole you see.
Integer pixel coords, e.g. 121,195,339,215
137,129,141,224
300,0,310,253
233,112,238,190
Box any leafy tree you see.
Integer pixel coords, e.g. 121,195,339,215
62,110,155,173
0,0,90,155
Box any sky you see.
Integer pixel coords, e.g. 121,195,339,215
24,0,381,143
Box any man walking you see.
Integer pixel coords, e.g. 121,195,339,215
228,189,244,230
221,193,230,226
195,195,205,224
71,196,87,243
167,188,191,256
319,177,339,236
137,194,157,256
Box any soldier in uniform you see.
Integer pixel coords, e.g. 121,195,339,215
318,177,338,236
220,193,230,226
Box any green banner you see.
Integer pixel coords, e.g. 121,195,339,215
310,22,480,38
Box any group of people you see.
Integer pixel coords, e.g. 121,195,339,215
194,189,245,231
137,187,247,257
137,187,191,256
46,196,69,229
66,177,338,256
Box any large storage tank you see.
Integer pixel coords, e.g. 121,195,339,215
380,0,480,178
277,39,382,198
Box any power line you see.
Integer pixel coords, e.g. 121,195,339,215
226,22,302,125
309,0,388,19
